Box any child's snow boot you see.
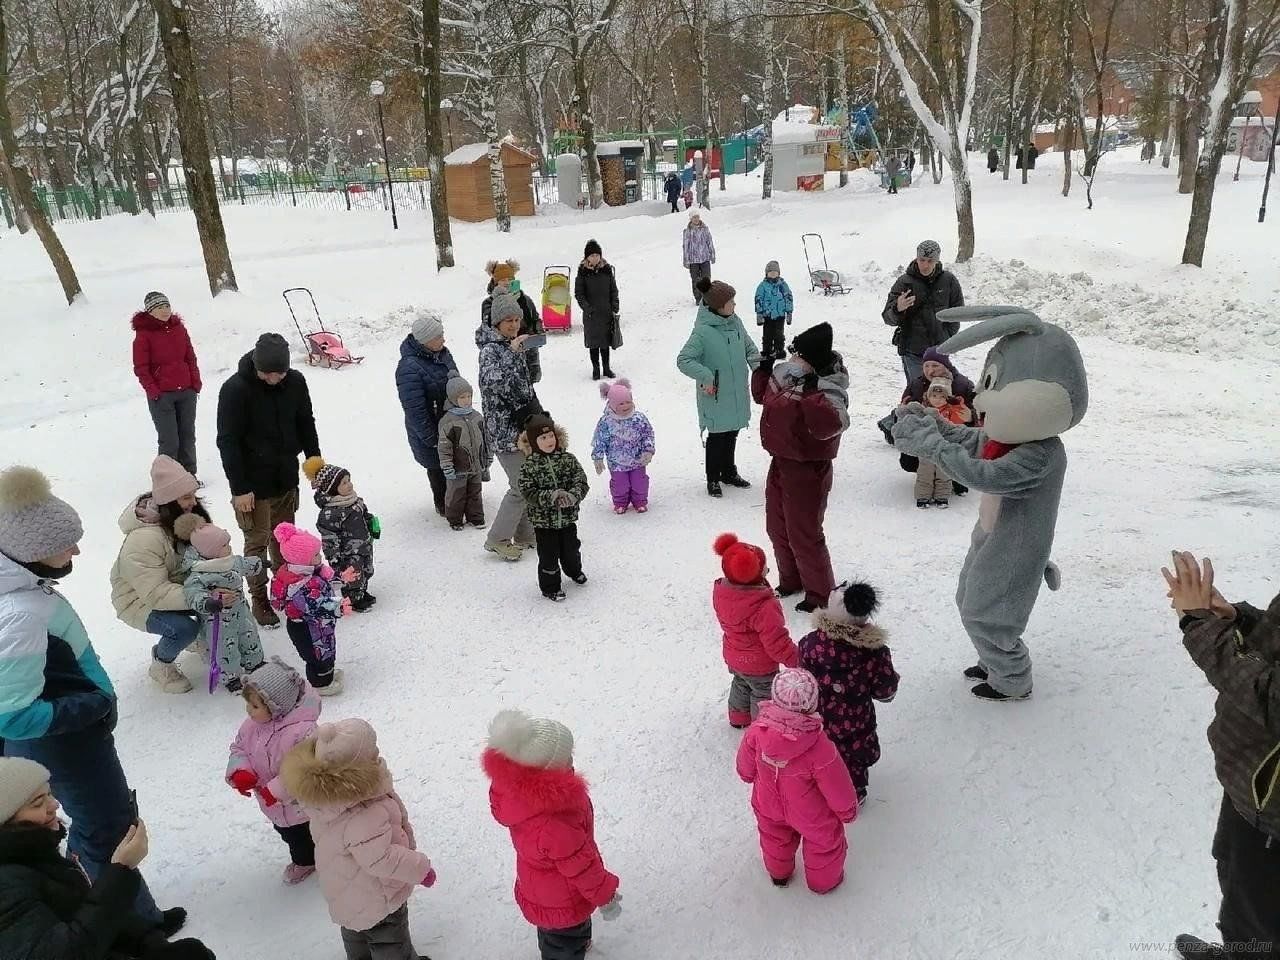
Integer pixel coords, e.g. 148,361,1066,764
350,595,375,612
728,708,751,729
449,520,465,531
251,594,280,629
795,599,818,614
469,518,487,529
635,504,648,513
916,498,930,509
932,498,950,509
775,586,800,599
543,589,567,602
570,573,588,586
707,480,723,498
283,863,315,885
1174,936,1227,959
963,664,988,681
770,875,791,887
613,505,628,515
223,676,244,695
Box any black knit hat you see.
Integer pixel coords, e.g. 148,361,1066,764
523,412,557,450
252,332,291,374
791,322,834,372
840,581,879,621
584,239,602,259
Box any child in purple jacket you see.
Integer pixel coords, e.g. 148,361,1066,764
591,379,656,514
798,581,899,803
226,657,322,884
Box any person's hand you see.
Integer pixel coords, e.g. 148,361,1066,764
339,567,359,584
233,493,255,514
511,334,530,353
254,785,278,807
801,372,819,392
552,490,577,509
229,769,258,796
702,383,717,396
599,893,622,921
203,595,224,615
594,460,605,476
1160,552,1219,617
421,868,437,888
640,452,653,466
110,821,149,869
896,290,916,313
481,469,491,483
786,314,793,325
340,598,353,616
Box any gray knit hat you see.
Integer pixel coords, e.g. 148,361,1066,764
765,260,780,275
489,293,523,326
488,709,574,770
446,376,473,404
0,467,84,564
143,291,170,312
916,239,942,260
244,657,305,718
252,333,291,374
411,311,445,345
0,757,51,823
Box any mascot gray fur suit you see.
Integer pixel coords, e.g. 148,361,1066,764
892,306,1088,702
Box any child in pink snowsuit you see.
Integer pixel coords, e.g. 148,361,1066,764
590,379,656,514
735,667,858,894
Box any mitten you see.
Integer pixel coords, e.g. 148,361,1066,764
553,490,577,508
801,372,819,392
340,598,353,616
421,868,437,888
639,452,653,466
368,515,382,540
786,313,793,325
202,596,223,615
339,567,359,584
481,468,491,483
594,460,605,476
599,893,623,921
255,785,278,807
229,770,258,796
760,351,776,371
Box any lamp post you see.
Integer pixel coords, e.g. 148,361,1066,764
740,93,750,172
1258,96,1280,222
369,79,398,229
440,98,455,153
1234,89,1263,182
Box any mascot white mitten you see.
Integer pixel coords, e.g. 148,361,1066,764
892,306,1088,701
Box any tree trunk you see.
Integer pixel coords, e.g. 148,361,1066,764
475,16,509,233
947,140,975,261
837,33,849,188
151,0,238,294
1003,8,1018,181
695,2,712,207
118,34,154,216
0,0,81,301
573,45,603,208
415,0,453,269
1161,94,1178,168
1061,117,1072,196
761,10,775,198
1182,0,1246,267
0,140,30,232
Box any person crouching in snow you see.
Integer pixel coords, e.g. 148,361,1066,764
281,718,436,960
735,667,858,893
518,413,590,602
312,463,378,610
482,709,621,960
752,322,850,613
590,379,655,515
914,378,972,509
798,582,899,804
174,513,265,692
712,533,799,728
226,657,320,885
753,260,794,360
437,375,493,531
270,522,349,695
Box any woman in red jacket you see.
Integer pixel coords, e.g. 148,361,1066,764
752,322,850,614
132,292,201,476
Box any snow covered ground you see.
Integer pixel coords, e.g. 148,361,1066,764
2,148,1279,959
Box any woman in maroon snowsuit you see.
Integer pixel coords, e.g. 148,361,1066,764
751,322,850,613
132,291,201,477
798,582,899,801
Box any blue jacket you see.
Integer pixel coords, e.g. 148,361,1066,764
395,335,458,470
754,277,794,323
0,554,115,740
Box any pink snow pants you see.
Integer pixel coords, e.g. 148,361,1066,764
609,467,649,509
754,813,847,893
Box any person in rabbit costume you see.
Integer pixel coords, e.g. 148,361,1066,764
174,513,265,691
892,306,1089,702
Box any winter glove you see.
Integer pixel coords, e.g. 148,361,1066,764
759,351,776,372
202,596,224,615
368,515,381,540
786,313,793,325
255,785,278,807
599,893,622,921
339,567,359,584
229,770,258,796
481,468,491,483
801,372,819,392
552,489,578,509
639,452,653,466
421,868,437,888
340,598,353,617
594,460,605,476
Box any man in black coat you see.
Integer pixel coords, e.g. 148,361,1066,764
664,172,681,213
881,239,964,383
216,332,321,627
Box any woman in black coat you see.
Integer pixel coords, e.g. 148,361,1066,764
0,757,214,960
574,239,621,380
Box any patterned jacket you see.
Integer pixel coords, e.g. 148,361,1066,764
314,493,375,581
682,224,716,266
517,428,590,530
477,323,538,455
590,409,655,472
753,277,794,323
1183,594,1280,838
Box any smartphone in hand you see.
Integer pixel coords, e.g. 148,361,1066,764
128,790,139,824
523,334,548,350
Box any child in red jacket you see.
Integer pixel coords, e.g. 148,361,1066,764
132,291,202,477
712,533,799,729
483,709,621,960
915,378,972,509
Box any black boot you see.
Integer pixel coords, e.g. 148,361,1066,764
158,907,188,937
722,473,751,489
770,875,790,887
970,682,1030,702
707,480,723,498
590,348,601,381
963,663,988,681
601,347,615,379
775,586,801,599
795,599,819,614
1175,935,1227,959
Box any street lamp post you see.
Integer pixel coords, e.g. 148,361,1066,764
740,93,749,172
440,98,455,153
369,79,398,230
1234,90,1263,182
1258,96,1280,222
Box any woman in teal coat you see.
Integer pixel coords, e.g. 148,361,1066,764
676,277,761,497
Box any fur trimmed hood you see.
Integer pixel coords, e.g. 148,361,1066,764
517,425,570,455
130,310,184,332
482,747,590,824
811,610,888,649
281,736,392,812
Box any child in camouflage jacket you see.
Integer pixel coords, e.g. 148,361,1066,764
312,463,377,612
517,413,590,602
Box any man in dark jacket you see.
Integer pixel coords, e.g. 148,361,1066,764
1164,551,1280,960
881,239,964,384
396,313,458,516
216,333,320,627
664,172,681,213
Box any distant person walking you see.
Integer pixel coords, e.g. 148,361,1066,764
885,156,901,195
132,292,201,478
987,147,1000,174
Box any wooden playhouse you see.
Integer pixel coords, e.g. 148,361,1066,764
443,142,538,222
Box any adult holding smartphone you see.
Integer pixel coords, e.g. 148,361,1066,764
881,239,964,384
1163,551,1280,960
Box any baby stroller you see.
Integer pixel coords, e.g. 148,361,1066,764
283,287,364,369
801,233,848,296
541,266,573,333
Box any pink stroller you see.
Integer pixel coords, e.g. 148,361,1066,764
283,288,364,370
